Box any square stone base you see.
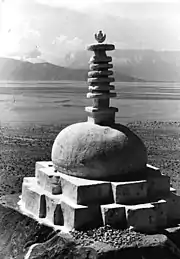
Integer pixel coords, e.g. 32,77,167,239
20,162,180,232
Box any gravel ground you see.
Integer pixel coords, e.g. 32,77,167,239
1,120,180,249
70,225,147,249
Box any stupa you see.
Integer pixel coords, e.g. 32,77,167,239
19,31,180,232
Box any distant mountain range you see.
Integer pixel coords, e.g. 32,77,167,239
0,58,87,81
1,49,180,82
63,49,180,82
0,57,141,82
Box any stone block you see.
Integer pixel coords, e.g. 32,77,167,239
36,167,62,195
61,197,102,230
165,226,180,249
151,200,167,228
45,194,64,225
35,161,54,178
111,180,147,205
60,173,113,205
21,177,37,203
126,199,168,232
146,164,161,176
23,176,36,185
86,109,116,125
126,203,157,232
170,187,177,194
101,203,126,227
23,185,46,218
166,193,180,222
146,175,170,199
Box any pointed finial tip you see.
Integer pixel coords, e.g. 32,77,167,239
94,30,106,43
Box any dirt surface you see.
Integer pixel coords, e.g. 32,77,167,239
128,121,180,190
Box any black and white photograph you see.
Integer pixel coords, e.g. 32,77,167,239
0,0,180,258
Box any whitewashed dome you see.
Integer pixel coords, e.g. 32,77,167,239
51,122,147,180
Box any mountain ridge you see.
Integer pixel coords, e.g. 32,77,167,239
0,57,143,82
63,49,180,82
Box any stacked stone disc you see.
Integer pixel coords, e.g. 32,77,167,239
85,31,118,125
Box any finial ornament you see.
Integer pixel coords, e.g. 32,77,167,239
94,30,106,43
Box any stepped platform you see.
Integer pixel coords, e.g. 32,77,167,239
19,161,180,232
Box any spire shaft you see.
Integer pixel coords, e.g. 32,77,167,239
85,31,118,125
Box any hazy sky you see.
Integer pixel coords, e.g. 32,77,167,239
0,0,180,63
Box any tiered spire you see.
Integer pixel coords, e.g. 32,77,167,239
85,30,118,125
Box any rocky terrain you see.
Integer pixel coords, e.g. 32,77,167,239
1,121,180,258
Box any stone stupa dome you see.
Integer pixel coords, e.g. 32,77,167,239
51,31,148,181
51,122,147,180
